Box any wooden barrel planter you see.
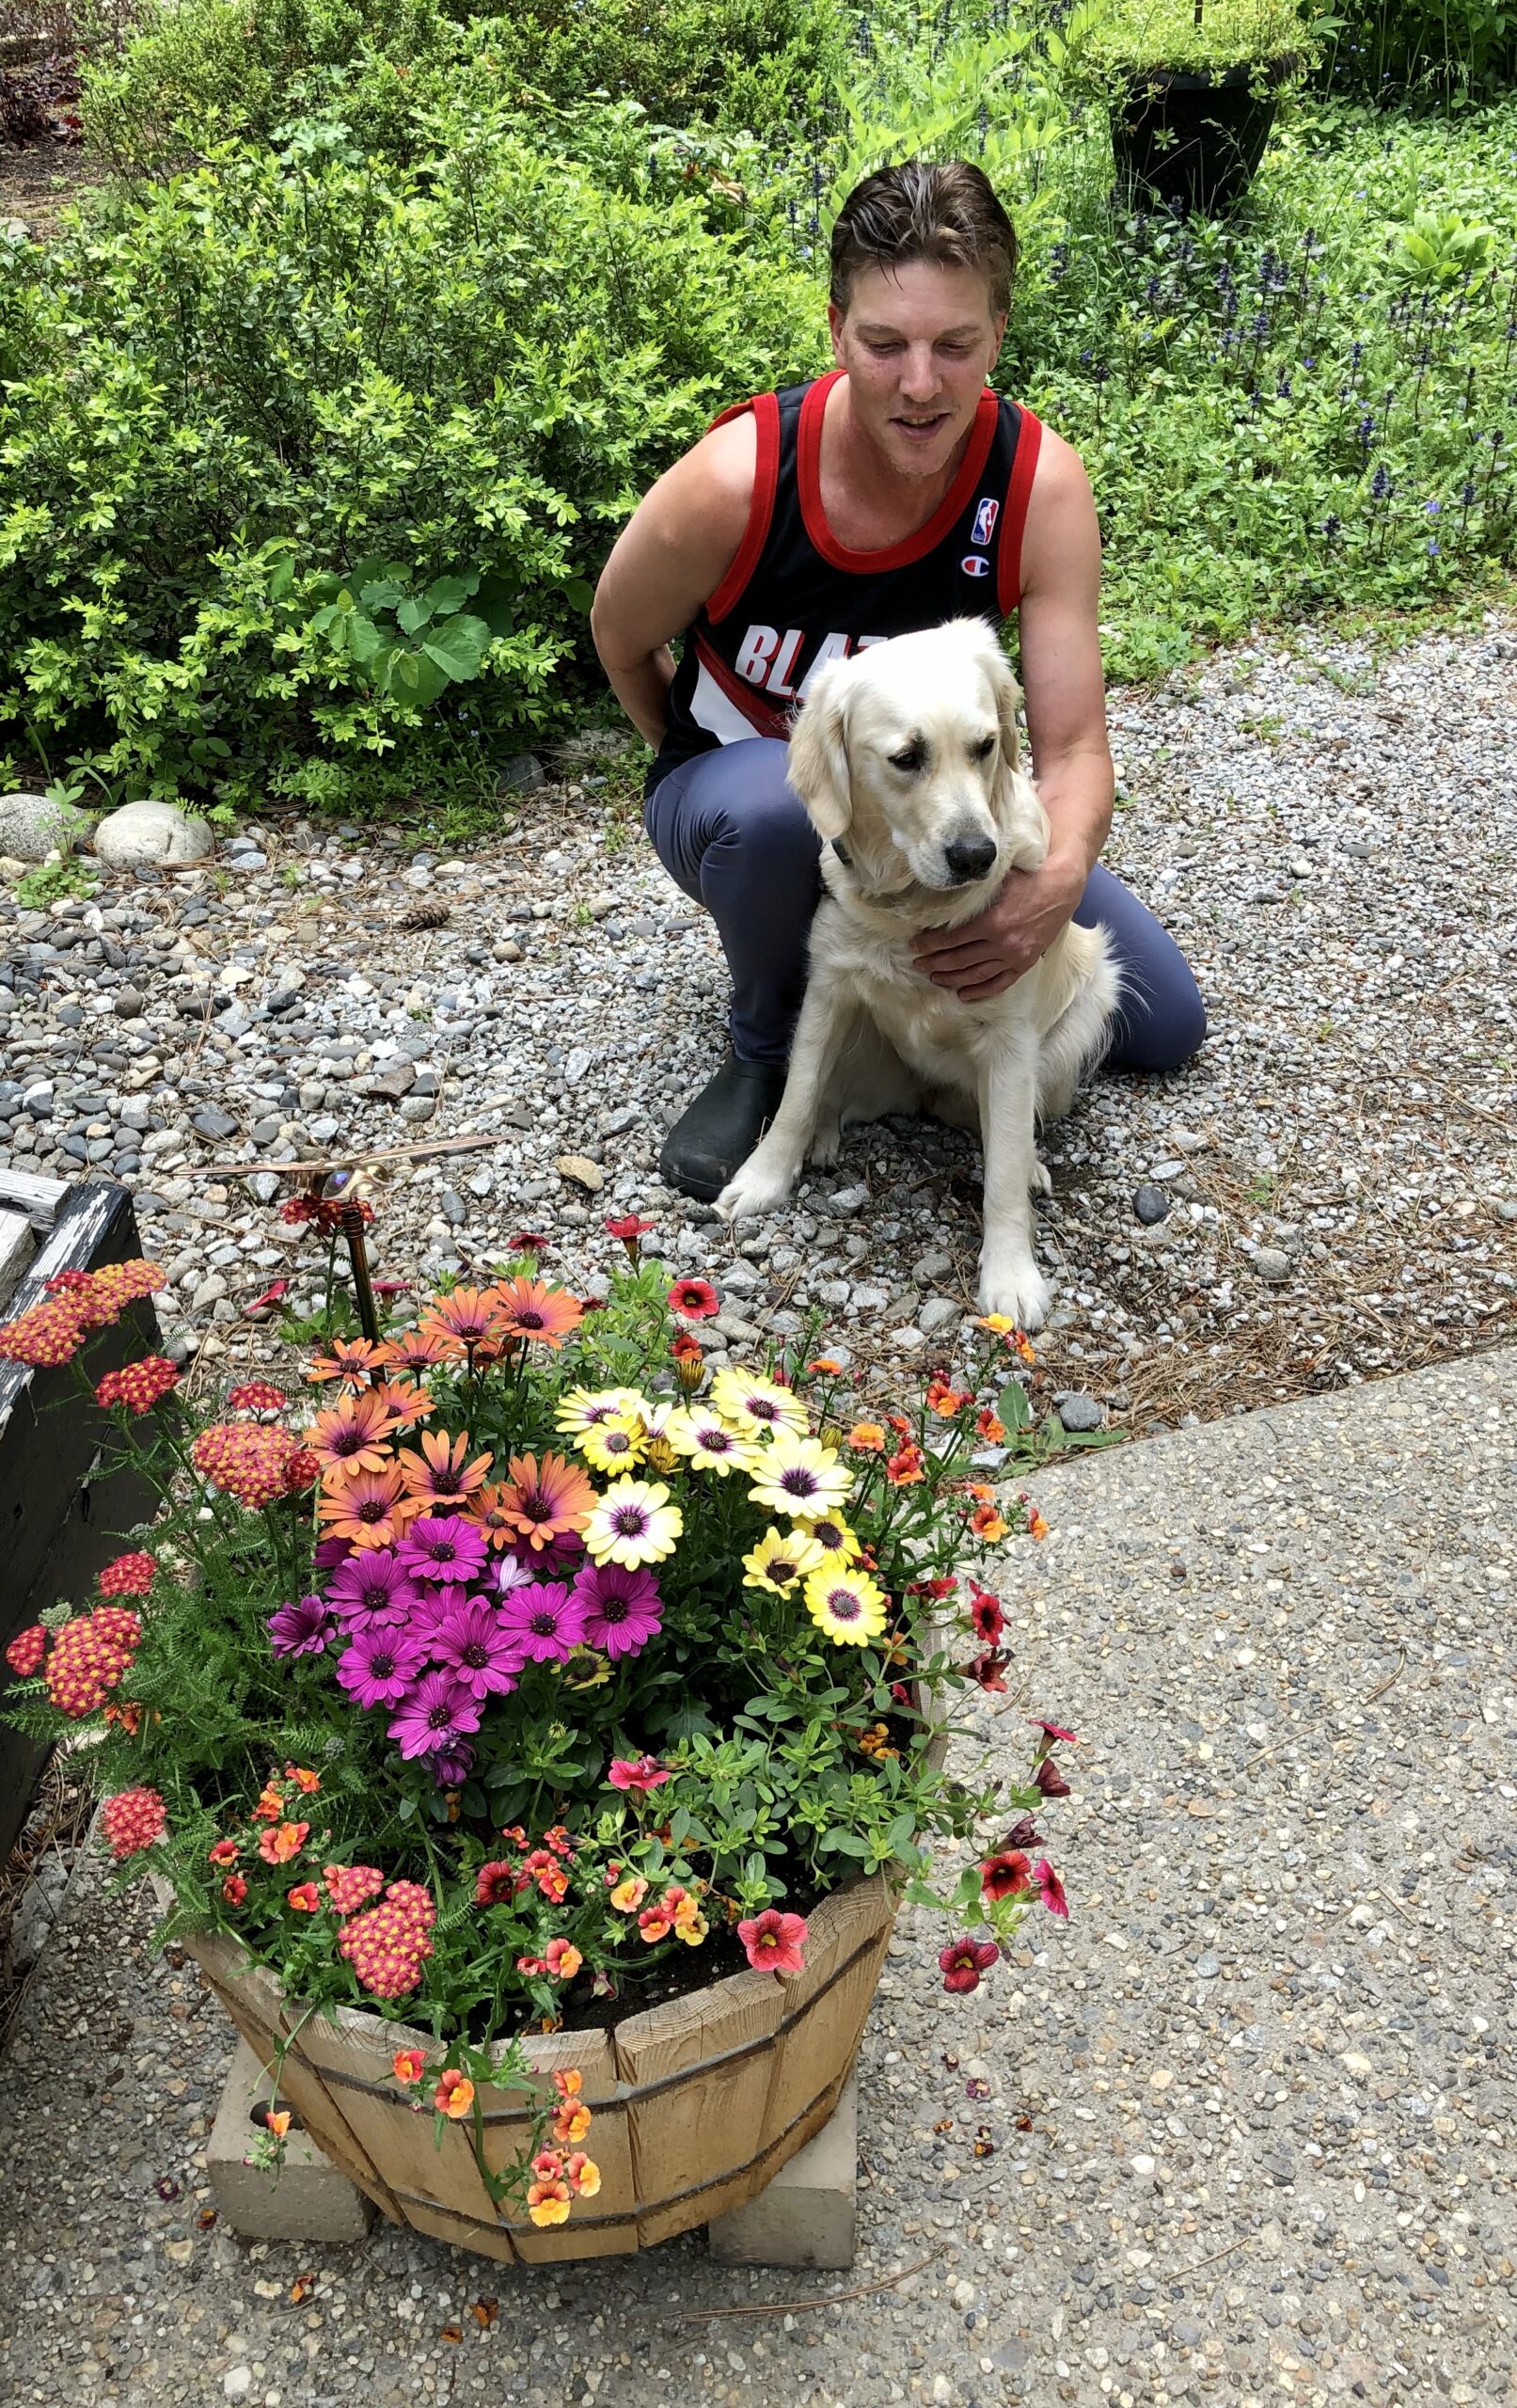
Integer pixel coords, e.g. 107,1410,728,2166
179,1872,898,2262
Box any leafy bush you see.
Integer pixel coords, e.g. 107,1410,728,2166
1316,0,1517,103
0,107,819,812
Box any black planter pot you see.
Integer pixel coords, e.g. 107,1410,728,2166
1109,55,1296,218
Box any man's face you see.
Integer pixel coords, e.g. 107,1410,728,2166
828,259,1006,483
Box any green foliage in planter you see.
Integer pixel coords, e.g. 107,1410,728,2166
1085,0,1317,75
0,108,819,813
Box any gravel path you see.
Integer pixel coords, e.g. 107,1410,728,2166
2,611,1514,1438
2,1341,1512,2407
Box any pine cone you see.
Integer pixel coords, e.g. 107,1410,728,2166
396,902,451,931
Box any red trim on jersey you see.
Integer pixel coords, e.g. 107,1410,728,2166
796,371,1000,574
692,633,791,737
704,392,782,626
997,404,1043,617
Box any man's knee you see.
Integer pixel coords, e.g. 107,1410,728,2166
710,779,819,877
1121,974,1207,1075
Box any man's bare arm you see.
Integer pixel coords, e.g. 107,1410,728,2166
590,415,757,750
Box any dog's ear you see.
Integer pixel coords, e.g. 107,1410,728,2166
972,624,1025,773
787,664,853,842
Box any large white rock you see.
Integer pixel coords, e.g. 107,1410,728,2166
93,799,214,869
0,791,95,861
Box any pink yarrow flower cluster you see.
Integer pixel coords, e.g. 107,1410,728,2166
337,1877,437,2000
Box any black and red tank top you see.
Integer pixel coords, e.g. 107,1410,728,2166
646,368,1042,796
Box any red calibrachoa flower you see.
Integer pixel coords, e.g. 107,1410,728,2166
98,1552,156,1598
287,1882,321,1913
101,1786,167,1860
736,1909,809,1975
980,1850,1032,1903
1033,1757,1071,1799
5,1624,47,1678
1033,1860,1068,1918
969,1590,1005,1647
607,1754,669,1793
667,1278,719,1320
95,1356,182,1414
967,1649,1009,1693
939,1935,999,1994
474,1860,518,1908
1030,1719,1081,1749
208,1839,241,1868
605,1213,655,1263
221,1875,248,1905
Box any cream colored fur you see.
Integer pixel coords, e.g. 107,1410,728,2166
715,618,1119,1331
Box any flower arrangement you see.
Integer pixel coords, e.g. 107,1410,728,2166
1,1225,1077,2231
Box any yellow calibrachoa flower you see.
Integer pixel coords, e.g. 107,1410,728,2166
584,1479,683,1569
665,1405,747,1476
742,1526,825,1596
675,1909,709,1945
710,1366,809,1442
803,1565,889,1646
554,1386,650,1440
743,1431,852,1523
577,1412,647,1477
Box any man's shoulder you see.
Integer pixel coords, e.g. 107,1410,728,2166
1018,420,1099,596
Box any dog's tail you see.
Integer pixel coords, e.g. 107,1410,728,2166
1035,925,1122,1125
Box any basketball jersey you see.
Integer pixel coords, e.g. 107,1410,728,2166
646,368,1042,796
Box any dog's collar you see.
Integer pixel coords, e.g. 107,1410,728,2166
830,837,852,868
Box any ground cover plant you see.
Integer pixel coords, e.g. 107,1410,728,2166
0,1225,1074,2211
0,0,1514,812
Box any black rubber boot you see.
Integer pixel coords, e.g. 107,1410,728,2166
658,1046,789,1202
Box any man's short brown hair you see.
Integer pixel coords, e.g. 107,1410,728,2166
830,160,1018,321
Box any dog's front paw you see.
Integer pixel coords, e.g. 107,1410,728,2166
977,1256,1051,1334
716,1150,799,1228
1030,1153,1052,1197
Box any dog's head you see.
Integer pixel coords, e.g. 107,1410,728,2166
786,618,1050,898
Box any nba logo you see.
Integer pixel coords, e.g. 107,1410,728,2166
971,496,999,547
960,554,990,578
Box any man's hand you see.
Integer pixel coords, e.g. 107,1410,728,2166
910,848,1085,1004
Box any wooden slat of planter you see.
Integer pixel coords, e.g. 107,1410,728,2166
754,1877,895,2162
614,1968,787,2249
0,1211,34,1314
286,2001,505,2241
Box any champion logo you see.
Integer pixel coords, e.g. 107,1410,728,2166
971,495,1000,547
960,554,991,578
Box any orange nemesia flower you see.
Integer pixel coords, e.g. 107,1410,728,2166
392,2049,427,2085
971,1504,1009,1543
258,1820,310,1864
284,1764,322,1793
848,1423,887,1453
552,2099,593,2146
434,2069,475,2120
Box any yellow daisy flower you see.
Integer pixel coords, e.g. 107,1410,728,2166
801,1512,861,1565
555,1386,651,1440
743,1431,852,1522
742,1526,826,1596
710,1366,809,1442
577,1412,647,1476
583,1478,683,1568
666,1405,748,1476
803,1565,889,1647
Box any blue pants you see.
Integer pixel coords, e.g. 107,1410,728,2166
645,737,1206,1074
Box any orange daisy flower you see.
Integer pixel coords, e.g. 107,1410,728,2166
316,1463,415,1550
491,1275,583,1349
306,1337,395,1387
398,1427,494,1508
467,1483,523,1551
490,1450,596,1555
307,1389,393,1478
385,1330,453,1377
371,1380,436,1432
419,1287,510,1359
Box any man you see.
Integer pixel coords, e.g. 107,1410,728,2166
591,158,1205,1200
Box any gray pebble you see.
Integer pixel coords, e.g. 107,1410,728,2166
1133,1182,1171,1224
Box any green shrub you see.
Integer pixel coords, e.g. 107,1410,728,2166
0,109,820,813
1316,1,1517,103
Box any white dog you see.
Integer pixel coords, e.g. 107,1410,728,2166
715,619,1119,1331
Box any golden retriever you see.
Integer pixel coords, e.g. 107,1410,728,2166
714,618,1118,1330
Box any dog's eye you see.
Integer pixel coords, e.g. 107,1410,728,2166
972,736,996,760
889,748,924,774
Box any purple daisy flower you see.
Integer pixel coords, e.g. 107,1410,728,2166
497,1580,588,1668
397,1513,488,1587
495,1551,538,1597
313,1533,355,1571
430,1596,520,1702
572,1561,664,1660
325,1547,419,1632
266,1593,334,1657
528,1527,587,1577
335,1626,428,1709
387,1669,483,1761
431,1740,475,1787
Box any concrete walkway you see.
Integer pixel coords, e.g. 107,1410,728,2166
1,1348,1513,2408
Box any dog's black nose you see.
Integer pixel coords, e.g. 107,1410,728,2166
943,835,997,883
